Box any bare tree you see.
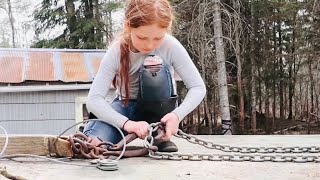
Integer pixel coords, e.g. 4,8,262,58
6,0,15,47
250,0,257,134
232,0,245,134
213,0,232,135
0,0,15,47
0,0,32,47
100,0,123,45
174,0,213,134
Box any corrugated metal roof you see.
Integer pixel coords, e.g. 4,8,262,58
0,48,105,83
60,52,89,82
26,52,55,81
0,55,23,83
0,48,181,84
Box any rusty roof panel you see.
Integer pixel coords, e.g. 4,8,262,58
60,52,90,82
26,52,55,81
92,56,102,76
0,55,23,83
85,53,105,80
0,48,181,85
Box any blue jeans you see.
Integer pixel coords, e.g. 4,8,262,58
83,98,160,144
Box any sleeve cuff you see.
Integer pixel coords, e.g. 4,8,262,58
172,110,184,122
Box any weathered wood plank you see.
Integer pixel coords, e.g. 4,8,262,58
0,135,73,157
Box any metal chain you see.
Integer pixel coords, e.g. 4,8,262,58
67,133,113,159
144,124,320,163
67,132,155,159
144,122,162,154
175,130,320,154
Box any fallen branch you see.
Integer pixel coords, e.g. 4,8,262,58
0,167,27,180
274,125,303,134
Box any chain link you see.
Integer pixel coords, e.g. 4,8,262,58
143,122,160,149
67,132,155,159
67,133,112,159
144,125,320,163
175,130,320,154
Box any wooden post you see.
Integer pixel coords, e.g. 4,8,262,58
0,135,73,157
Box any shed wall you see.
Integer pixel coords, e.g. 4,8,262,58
0,89,115,135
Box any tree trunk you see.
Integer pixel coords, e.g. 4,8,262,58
308,56,314,134
306,83,310,134
277,12,285,120
250,0,257,134
311,0,319,123
265,83,270,133
83,0,95,48
299,82,303,119
93,0,103,48
258,75,262,113
107,10,113,44
272,19,277,133
263,16,271,133
213,89,218,128
233,0,244,134
7,0,15,47
199,3,212,134
197,105,201,133
288,11,297,120
65,0,78,48
288,65,294,120
213,0,232,135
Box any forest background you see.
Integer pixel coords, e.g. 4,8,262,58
1,0,319,135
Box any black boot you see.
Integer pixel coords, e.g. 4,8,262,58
155,140,178,152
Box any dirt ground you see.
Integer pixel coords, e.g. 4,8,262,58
191,114,320,135
234,117,320,135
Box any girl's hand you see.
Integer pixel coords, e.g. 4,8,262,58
123,120,149,139
160,112,180,141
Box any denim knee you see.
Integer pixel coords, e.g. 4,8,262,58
83,99,143,144
83,120,124,144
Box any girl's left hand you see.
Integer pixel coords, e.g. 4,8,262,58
160,112,180,141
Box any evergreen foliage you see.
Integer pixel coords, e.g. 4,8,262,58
32,0,123,49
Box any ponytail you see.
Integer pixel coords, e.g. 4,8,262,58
112,40,130,106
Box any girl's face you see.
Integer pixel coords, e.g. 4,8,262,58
129,23,167,54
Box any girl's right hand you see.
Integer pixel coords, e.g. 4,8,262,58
123,120,149,139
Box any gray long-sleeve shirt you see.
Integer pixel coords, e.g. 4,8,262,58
86,34,206,128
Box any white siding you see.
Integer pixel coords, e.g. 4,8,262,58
0,89,115,135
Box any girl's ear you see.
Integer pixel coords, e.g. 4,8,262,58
124,20,131,31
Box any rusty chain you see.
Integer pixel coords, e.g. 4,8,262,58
66,132,158,160
65,133,114,159
145,123,320,163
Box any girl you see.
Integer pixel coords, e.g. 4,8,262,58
84,0,206,152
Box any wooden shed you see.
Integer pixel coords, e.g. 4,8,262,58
0,48,115,135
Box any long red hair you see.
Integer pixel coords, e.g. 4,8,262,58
113,0,174,105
